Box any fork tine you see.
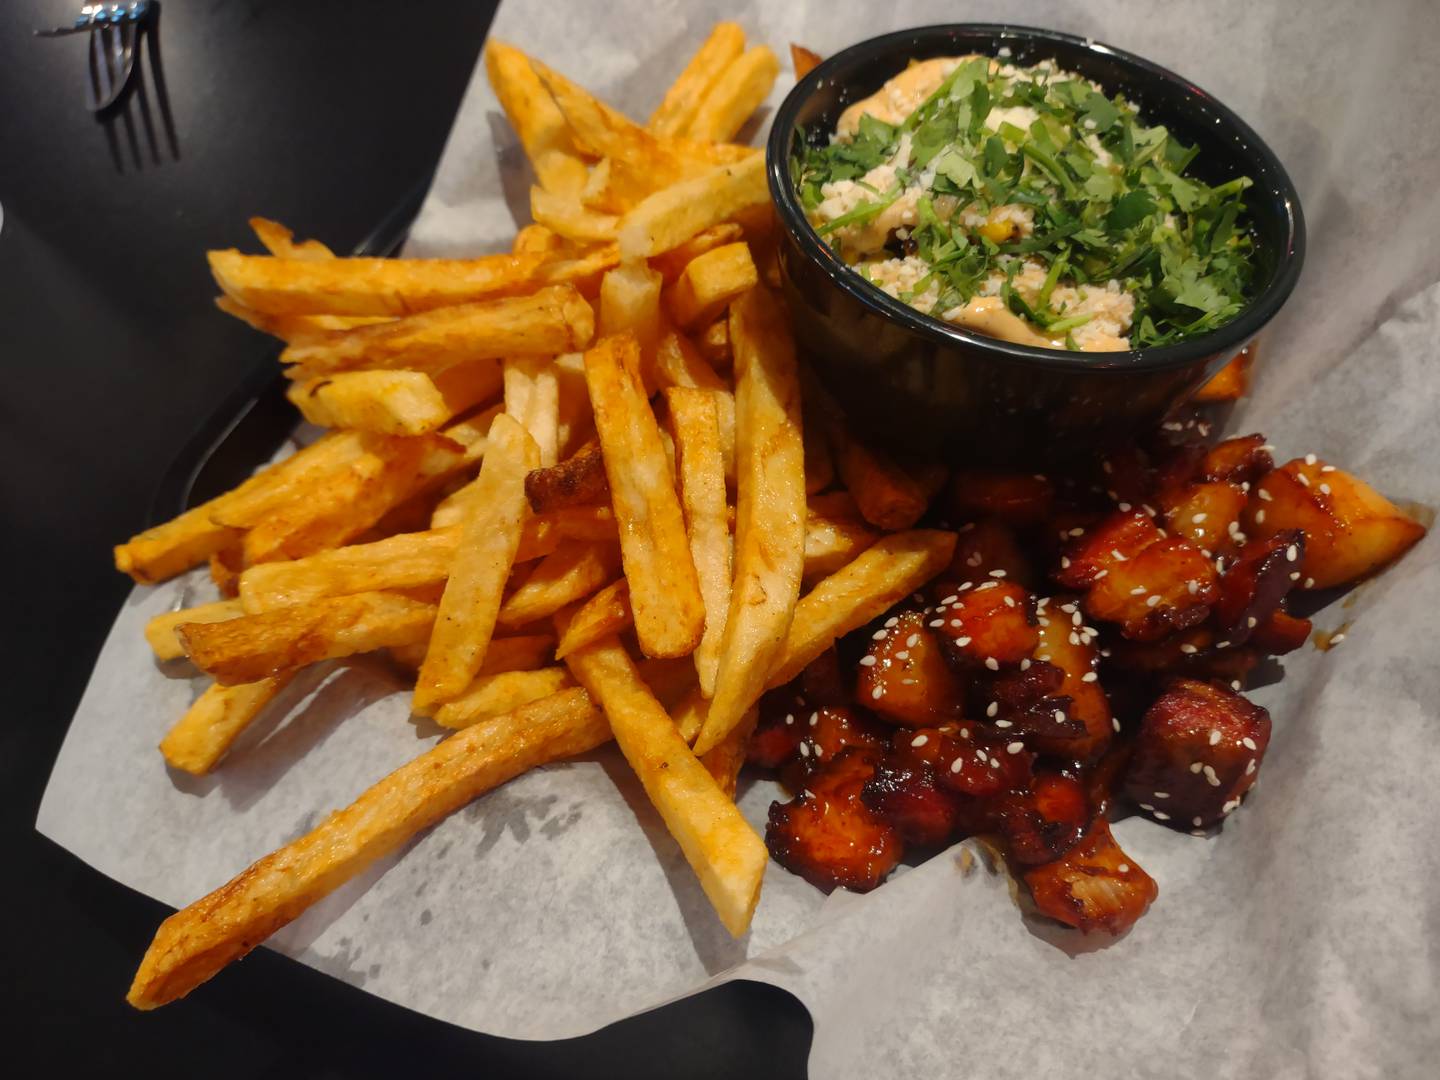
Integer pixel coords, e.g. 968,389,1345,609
86,24,106,111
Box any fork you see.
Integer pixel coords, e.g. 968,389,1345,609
35,2,155,113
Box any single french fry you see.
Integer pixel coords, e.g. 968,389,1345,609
159,674,296,775
208,250,549,316
179,591,438,686
215,296,393,343
584,334,705,657
700,705,758,800
636,656,700,712
279,286,594,377
649,224,746,283
1193,350,1252,402
688,46,780,143
536,242,623,297
804,508,879,582
766,530,957,688
497,540,622,629
209,541,245,598
665,242,758,329
504,355,561,466
432,667,576,729
415,414,540,713
239,528,460,613
672,684,709,744
665,387,732,698
530,186,619,242
696,316,731,368
653,323,728,392
397,633,553,679
553,351,594,456
524,443,609,513
563,636,766,936
512,224,566,256
128,687,610,1009
286,360,503,436
484,40,588,196
249,218,335,260
554,579,633,659
599,262,664,388
803,410,835,495
618,154,768,259
790,44,824,79
648,22,747,137
828,418,943,531
694,289,805,755
206,431,371,530
145,599,246,661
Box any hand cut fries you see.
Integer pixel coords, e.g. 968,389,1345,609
159,674,294,775
584,334,705,657
145,599,245,661
125,24,991,1007
415,414,538,713
563,636,766,936
694,288,805,755
129,689,610,1009
287,360,502,436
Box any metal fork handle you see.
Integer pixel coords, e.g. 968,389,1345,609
34,1,153,38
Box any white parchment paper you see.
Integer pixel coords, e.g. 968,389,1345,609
41,2,1440,1074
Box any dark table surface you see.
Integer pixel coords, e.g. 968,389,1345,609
0,2,810,1073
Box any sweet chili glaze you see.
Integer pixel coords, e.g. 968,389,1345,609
754,415,1427,934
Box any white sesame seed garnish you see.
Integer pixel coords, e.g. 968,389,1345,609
1209,729,1222,745
1193,817,1203,827
871,686,884,700
1154,791,1169,799
1231,680,1242,691
859,655,877,667
911,734,929,748
784,714,795,725
989,756,1001,768
1297,473,1310,487
1190,762,1203,774
1216,640,1231,649
995,719,1013,729
1139,803,1154,812
1286,544,1298,562
1146,594,1162,607
959,582,973,591
872,629,888,641
1154,811,1171,821
1112,717,1122,732
954,635,971,646
960,727,969,739
1241,736,1257,751
1246,758,1257,774
810,713,819,727
1069,632,1080,645
1006,742,1025,754
894,650,910,661
1192,512,1208,523
951,620,964,629
1060,556,1071,569
1061,603,1077,614
1069,527,1085,537
1038,617,1050,627
986,701,999,718
989,569,1007,578
984,657,999,671
1100,648,1111,657
1258,488,1272,501
1081,672,1098,683
1188,580,1199,595
1305,453,1317,466
1118,502,1132,512
1304,577,1315,588
905,633,920,648
929,619,945,628
950,758,964,774
1222,798,1240,814
799,742,810,757
884,616,899,628
1111,549,1127,561
940,594,958,605
1020,658,1031,671
1204,765,1221,787
1053,709,1066,723
1330,632,1346,645
1118,862,1130,873
1003,595,1016,608
1093,569,1108,580
1319,483,1331,495
966,553,983,567
1289,571,1301,581
1180,644,1198,654
1131,586,1148,595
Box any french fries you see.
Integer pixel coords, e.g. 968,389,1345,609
694,289,804,755
208,250,550,316
531,186,619,242
554,579,633,659
414,414,539,713
280,286,594,376
286,360,502,436
584,334,705,657
129,688,611,1009
432,667,576,729
179,590,439,686
665,242,758,329
618,153,768,258
159,674,295,775
648,22,746,137
145,599,245,661
687,45,781,143
496,540,622,628
524,443,609,512
563,636,766,936
665,387,732,697
484,41,588,196
504,355,561,466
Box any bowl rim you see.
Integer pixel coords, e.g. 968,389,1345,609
766,22,1307,374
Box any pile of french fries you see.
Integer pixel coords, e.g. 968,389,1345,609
119,26,959,1010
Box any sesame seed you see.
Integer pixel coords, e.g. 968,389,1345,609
1330,632,1346,645
940,594,958,605
1154,791,1169,799
984,657,999,671
1038,617,1050,626
1304,577,1315,588
1069,527,1085,537
1118,502,1132,512
1180,644,1198,654
1069,632,1080,645
959,582,973,591
954,635,971,646
784,714,795,725
1191,829,1207,837
1146,594,1162,607
978,581,999,590
988,569,1007,579
951,620,964,629
1286,544,1298,562
872,629,888,641
1188,580,1199,595
911,734,929,748
1192,512,1208,523
1060,603,1077,613
1020,658,1031,671
859,655,877,667
1319,483,1331,495
986,701,998,718
1139,803,1154,812
960,728,969,739
1053,709,1066,723
799,742,810,757
1154,811,1171,821
1231,680,1242,691
871,686,884,700
995,719,1013,729
1006,742,1025,754
1093,569,1108,579
1100,648,1111,657
1193,817,1203,827
1111,549,1127,561
1071,610,1084,626
802,789,815,800
1190,762,1203,774
966,553,983,567
989,757,1001,768
929,619,945,628
1112,717,1122,732
1118,862,1131,873
1060,556,1071,569
950,758,964,774
1305,453,1317,465
905,633,920,648
1081,672,1098,682
1131,586,1148,595
1222,798,1240,814
1003,596,1016,608
894,650,910,660
884,616,899,628
1209,728,1222,745
1258,488,1272,501
1216,640,1231,649
1246,758,1257,774
809,713,819,727
1203,765,1221,787
1297,473,1310,487
1289,571,1301,581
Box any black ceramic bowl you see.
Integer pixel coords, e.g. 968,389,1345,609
768,24,1305,463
